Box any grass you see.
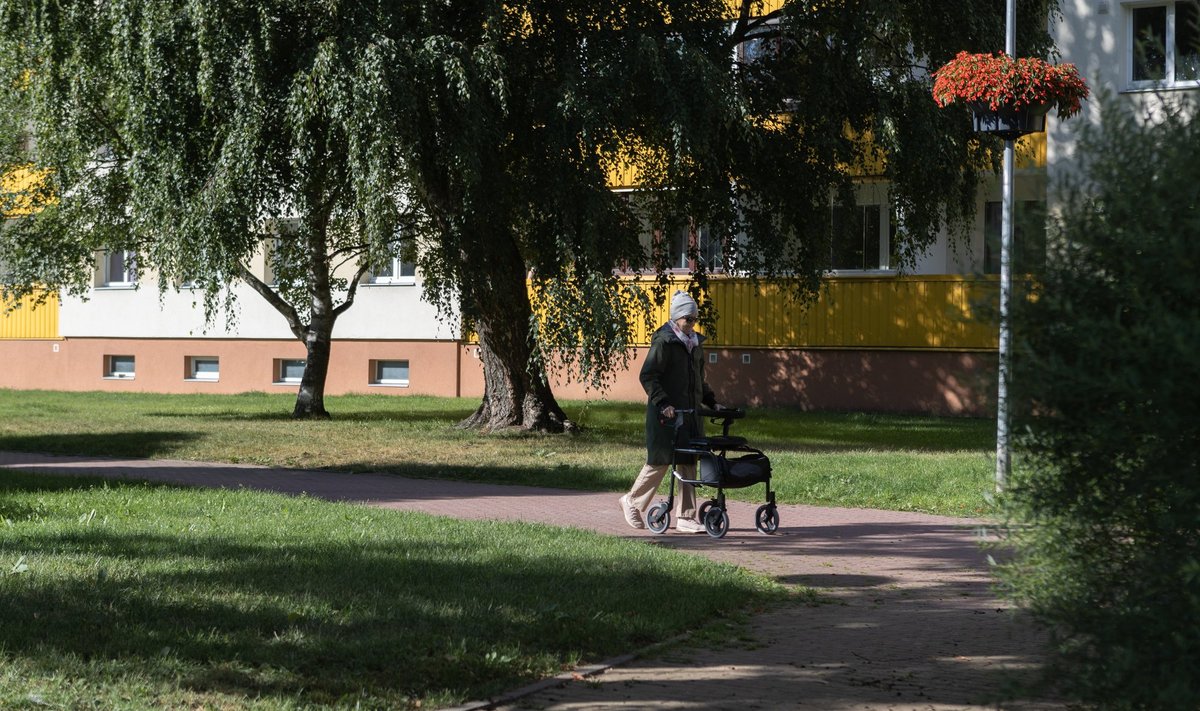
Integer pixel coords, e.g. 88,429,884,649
0,389,999,516
0,470,786,710
0,389,991,708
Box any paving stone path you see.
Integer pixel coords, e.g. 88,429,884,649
0,451,1064,710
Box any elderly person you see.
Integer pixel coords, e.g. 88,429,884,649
619,290,720,533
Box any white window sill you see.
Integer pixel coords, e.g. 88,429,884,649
369,382,410,388
185,378,220,383
364,280,417,287
825,269,898,277
104,375,136,380
1122,81,1200,94
96,284,137,290
272,381,302,386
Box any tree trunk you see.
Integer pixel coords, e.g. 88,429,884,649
457,232,574,433
293,325,332,419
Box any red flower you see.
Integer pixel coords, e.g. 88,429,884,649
932,51,1090,119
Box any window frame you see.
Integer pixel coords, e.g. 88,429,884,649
735,19,786,67
274,358,306,385
101,250,137,288
367,256,418,286
1126,0,1200,90
104,354,136,379
826,202,894,274
369,359,411,387
186,356,220,382
614,191,730,275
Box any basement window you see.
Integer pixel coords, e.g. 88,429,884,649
187,356,219,381
105,355,135,379
370,360,410,387
275,359,306,384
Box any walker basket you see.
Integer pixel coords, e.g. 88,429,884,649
698,451,772,489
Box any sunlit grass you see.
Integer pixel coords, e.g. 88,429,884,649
0,471,785,710
0,389,997,516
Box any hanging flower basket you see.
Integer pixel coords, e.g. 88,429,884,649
932,52,1089,139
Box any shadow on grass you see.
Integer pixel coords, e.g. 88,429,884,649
140,408,475,424
0,486,1055,710
0,476,773,707
0,431,201,459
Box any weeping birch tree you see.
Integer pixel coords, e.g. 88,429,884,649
386,0,1055,431
2,0,1056,430
0,0,423,419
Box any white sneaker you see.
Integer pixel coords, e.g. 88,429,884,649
675,518,706,534
619,495,645,529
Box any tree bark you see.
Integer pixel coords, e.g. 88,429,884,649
293,326,332,419
457,230,575,433
239,207,363,421
292,215,339,420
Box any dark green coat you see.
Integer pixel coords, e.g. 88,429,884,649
641,323,717,465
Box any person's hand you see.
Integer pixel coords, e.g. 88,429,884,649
661,405,676,420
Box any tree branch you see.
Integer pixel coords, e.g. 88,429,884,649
331,261,372,318
236,263,306,339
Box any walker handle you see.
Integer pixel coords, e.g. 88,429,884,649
698,406,744,436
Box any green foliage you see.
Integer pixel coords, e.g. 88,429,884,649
1000,94,1200,709
0,1,432,415
0,1,417,307
1,0,1059,418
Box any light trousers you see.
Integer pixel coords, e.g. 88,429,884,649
627,462,697,521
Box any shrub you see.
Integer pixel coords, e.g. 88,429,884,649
999,95,1200,709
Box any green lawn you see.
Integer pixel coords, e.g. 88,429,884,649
0,389,994,708
0,389,998,516
0,470,785,710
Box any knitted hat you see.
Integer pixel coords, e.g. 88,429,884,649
669,291,698,321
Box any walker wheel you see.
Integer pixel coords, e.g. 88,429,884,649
703,507,729,539
646,502,671,534
698,500,716,521
755,504,780,534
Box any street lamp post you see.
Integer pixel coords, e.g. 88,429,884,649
996,0,1017,490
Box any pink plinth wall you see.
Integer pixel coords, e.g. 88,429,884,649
1,339,994,416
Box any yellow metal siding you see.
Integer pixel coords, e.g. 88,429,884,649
608,275,998,350
762,275,999,350
0,292,60,339
1,166,51,217
1016,131,1046,169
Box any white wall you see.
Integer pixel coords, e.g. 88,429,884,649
59,278,458,341
1050,0,1199,190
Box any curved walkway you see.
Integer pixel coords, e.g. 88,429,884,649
0,451,1063,710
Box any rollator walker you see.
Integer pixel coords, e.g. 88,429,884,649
645,407,778,539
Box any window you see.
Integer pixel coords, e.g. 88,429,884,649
737,24,785,66
187,356,219,381
275,358,306,384
734,19,799,109
102,250,137,287
368,257,417,285
264,219,304,287
984,201,1047,275
829,204,891,271
105,355,135,379
370,359,410,386
1131,1,1200,86
641,222,723,272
